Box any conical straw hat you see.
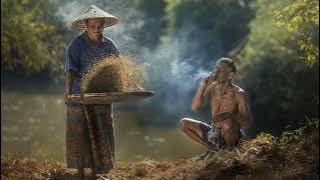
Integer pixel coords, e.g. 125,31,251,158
71,5,118,29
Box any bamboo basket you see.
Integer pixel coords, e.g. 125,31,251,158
66,91,154,105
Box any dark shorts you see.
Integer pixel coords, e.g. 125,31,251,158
198,122,226,149
198,122,247,149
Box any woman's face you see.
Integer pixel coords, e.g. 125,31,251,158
85,18,104,40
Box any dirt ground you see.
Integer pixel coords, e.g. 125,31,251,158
2,130,319,180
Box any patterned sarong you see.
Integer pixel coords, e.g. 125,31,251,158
66,104,115,173
199,122,247,149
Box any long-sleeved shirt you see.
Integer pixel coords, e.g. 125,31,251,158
64,32,120,106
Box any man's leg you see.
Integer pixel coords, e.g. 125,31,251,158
220,118,240,146
179,118,215,150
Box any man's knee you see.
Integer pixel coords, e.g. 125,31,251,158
179,118,194,131
222,119,233,131
179,118,188,130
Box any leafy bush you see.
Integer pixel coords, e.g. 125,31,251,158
257,117,319,145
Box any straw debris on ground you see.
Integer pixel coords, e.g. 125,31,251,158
2,123,319,179
81,56,145,93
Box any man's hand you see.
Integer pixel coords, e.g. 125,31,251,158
192,72,217,111
213,112,233,124
203,72,217,85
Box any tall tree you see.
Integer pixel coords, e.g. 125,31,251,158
1,0,66,74
132,0,166,49
273,0,319,67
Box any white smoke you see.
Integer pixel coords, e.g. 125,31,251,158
56,1,87,29
56,0,217,122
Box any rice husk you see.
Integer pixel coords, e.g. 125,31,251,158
2,130,318,179
81,56,145,93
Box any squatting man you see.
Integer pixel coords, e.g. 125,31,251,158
179,58,252,152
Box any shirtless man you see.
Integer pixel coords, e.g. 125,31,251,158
179,58,252,150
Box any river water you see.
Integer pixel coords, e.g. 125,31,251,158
1,90,204,163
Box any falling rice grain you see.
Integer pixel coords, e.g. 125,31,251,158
81,56,145,93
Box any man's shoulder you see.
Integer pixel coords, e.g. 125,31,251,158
232,85,247,99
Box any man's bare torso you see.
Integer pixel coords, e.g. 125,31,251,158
205,82,244,126
185,59,251,147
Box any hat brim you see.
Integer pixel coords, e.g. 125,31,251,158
71,17,118,29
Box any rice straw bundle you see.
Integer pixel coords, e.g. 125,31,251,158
81,56,145,93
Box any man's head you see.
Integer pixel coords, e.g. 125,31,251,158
213,57,236,83
84,18,105,40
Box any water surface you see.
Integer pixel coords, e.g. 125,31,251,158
1,90,204,163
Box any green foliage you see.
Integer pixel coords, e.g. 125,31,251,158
279,117,319,144
256,132,277,144
164,0,254,61
237,0,319,134
1,0,318,136
273,0,319,67
304,116,319,129
1,0,66,74
257,118,319,144
279,129,304,144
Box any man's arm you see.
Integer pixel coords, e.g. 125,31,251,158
191,81,207,111
191,76,215,111
234,91,252,128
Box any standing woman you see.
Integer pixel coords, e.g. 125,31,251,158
64,5,120,177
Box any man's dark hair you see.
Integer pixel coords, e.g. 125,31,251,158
218,57,236,73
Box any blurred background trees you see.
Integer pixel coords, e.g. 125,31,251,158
164,0,254,64
274,0,319,67
236,0,319,135
1,0,319,137
1,0,66,77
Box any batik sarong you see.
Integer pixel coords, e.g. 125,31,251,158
66,104,115,173
198,122,247,149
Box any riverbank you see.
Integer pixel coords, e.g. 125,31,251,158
2,128,318,180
